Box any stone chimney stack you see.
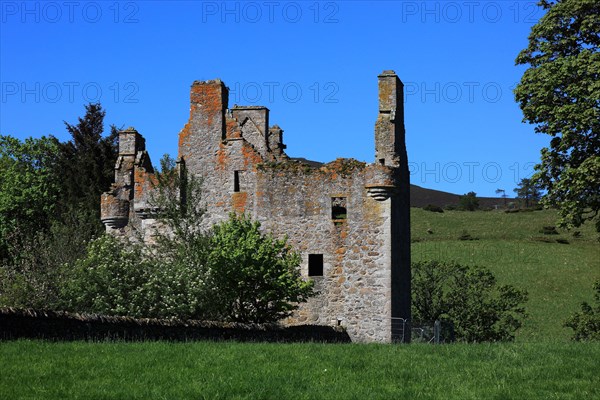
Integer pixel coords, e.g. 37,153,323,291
268,125,287,160
374,70,406,168
178,79,229,172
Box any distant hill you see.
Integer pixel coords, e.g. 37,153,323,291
410,184,513,209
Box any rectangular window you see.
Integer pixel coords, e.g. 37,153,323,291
308,254,324,277
233,171,240,192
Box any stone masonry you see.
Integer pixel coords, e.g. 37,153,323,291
100,71,411,343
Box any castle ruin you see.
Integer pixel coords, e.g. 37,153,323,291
100,70,411,343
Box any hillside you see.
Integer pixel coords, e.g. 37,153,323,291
410,184,513,208
411,208,599,341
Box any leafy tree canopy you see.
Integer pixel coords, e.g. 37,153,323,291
206,214,314,323
59,103,118,222
0,135,61,259
412,260,528,342
515,0,600,231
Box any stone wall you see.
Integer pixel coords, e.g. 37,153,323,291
0,308,350,343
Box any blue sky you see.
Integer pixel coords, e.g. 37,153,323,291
1,1,550,197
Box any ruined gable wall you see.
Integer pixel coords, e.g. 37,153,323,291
246,161,398,343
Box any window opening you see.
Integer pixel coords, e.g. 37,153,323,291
331,197,347,220
234,171,240,192
308,254,324,276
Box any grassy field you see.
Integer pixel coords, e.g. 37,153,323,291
411,208,599,342
1,340,598,399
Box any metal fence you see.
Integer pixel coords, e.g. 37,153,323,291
391,317,410,343
411,320,455,344
391,318,455,344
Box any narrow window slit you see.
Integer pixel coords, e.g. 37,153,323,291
234,171,240,192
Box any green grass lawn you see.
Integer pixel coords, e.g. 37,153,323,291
1,340,598,400
411,208,600,342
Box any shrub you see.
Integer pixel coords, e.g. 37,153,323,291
0,216,97,310
412,260,528,342
148,167,314,323
61,234,211,320
61,235,151,317
458,192,480,211
564,280,600,341
205,213,314,323
423,204,444,213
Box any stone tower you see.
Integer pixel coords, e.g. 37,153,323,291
374,71,411,338
101,71,411,343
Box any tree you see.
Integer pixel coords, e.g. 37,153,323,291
412,260,528,342
149,155,209,272
206,213,314,323
0,135,61,260
58,103,118,231
515,0,600,231
458,191,479,211
514,178,542,208
564,280,600,341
